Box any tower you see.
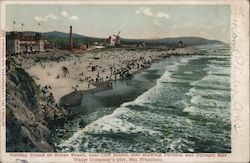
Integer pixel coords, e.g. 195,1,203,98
69,26,73,50
35,33,44,52
7,32,20,54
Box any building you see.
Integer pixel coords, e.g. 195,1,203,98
107,31,121,46
44,40,55,51
6,32,45,55
137,41,146,47
178,40,184,47
59,26,88,51
59,43,88,50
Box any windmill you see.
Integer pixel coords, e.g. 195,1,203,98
114,31,121,46
107,30,121,46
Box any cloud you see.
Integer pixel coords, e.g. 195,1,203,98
136,7,169,19
156,12,169,19
62,11,69,17
136,7,153,17
136,7,169,26
143,8,154,16
141,8,154,16
34,11,78,22
153,20,162,26
49,15,58,20
69,16,78,20
135,7,143,14
34,16,45,21
62,11,78,21
34,14,58,22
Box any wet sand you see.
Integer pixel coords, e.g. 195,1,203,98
60,81,112,106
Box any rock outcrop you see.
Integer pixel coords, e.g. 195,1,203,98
6,59,69,152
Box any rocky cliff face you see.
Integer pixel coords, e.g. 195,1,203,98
6,59,69,152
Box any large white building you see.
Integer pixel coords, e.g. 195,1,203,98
6,32,45,55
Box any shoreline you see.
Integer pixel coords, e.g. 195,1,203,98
60,80,112,107
59,50,202,107
18,46,204,108
55,44,231,153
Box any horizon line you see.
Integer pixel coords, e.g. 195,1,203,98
6,30,226,43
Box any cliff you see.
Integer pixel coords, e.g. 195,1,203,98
6,58,69,152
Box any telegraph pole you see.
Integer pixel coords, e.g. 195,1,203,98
13,20,16,31
21,23,24,32
37,22,41,32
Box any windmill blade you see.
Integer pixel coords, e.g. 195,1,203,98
117,31,121,37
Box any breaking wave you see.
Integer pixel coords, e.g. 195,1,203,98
57,44,231,153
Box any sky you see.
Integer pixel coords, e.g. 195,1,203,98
6,4,230,43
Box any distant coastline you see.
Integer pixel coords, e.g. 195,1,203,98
6,31,224,47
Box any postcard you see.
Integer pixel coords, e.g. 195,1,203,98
0,0,249,163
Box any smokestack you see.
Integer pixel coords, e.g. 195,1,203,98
69,26,73,50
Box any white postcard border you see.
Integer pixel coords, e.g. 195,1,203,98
0,0,249,163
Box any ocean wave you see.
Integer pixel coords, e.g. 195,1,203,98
183,71,193,74
57,47,231,152
208,59,230,65
183,105,230,124
203,64,230,75
185,87,230,101
191,74,230,90
190,95,230,108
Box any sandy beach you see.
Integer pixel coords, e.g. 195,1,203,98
15,47,200,105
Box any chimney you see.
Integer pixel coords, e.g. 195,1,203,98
69,26,73,50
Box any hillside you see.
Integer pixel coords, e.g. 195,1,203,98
44,31,224,46
6,31,223,46
44,31,223,46
121,37,223,46
6,59,70,152
44,31,104,45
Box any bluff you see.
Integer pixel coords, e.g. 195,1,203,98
6,58,69,152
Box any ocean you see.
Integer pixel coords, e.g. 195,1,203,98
56,44,231,153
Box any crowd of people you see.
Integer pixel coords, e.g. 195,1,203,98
23,47,201,103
